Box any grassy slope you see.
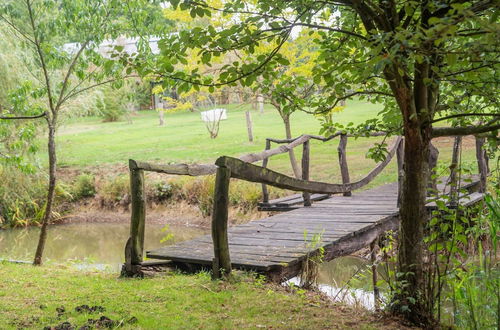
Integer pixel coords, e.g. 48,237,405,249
0,262,405,329
52,101,478,186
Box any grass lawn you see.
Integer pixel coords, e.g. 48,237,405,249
0,262,405,329
49,100,479,186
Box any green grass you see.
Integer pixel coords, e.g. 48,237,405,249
50,100,478,186
0,262,388,329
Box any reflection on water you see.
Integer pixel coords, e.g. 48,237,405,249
289,256,384,310
0,222,208,267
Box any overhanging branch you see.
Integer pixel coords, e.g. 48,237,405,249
432,123,500,137
0,112,46,120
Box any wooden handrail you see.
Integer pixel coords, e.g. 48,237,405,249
266,131,387,144
216,137,402,195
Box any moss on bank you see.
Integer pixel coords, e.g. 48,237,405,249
0,262,409,329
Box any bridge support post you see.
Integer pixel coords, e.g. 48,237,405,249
261,139,271,204
370,238,380,311
449,136,462,206
302,141,311,206
212,165,232,279
338,134,351,196
396,138,404,208
122,159,146,277
475,137,489,193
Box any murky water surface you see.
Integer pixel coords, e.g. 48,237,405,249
0,222,208,267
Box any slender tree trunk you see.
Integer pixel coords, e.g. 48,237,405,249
245,110,253,142
257,94,264,114
159,110,165,126
283,115,301,178
33,121,57,265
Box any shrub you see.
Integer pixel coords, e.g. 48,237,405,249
72,173,96,200
0,165,46,227
101,175,129,203
97,87,126,122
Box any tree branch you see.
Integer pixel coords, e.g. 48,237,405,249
432,123,500,137
430,113,500,124
0,112,46,120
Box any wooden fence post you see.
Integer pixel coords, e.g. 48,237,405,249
396,138,404,208
302,140,311,206
212,165,232,279
475,136,489,193
337,134,351,196
428,142,439,194
261,139,271,204
122,159,146,277
370,238,380,311
449,136,462,206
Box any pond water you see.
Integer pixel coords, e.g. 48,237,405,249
0,222,208,269
0,222,380,308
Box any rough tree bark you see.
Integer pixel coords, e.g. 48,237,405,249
33,119,57,265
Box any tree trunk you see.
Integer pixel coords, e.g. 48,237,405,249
395,126,431,323
283,115,301,178
257,94,264,114
159,110,165,126
245,110,253,142
33,122,57,265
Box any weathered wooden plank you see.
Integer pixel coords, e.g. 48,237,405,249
146,178,482,281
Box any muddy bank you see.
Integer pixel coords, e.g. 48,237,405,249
60,200,267,228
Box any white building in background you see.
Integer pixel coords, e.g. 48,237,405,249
63,35,162,57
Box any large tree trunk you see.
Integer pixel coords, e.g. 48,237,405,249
395,125,432,323
283,115,301,178
33,122,57,265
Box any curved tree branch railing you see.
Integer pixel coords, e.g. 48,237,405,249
122,132,489,277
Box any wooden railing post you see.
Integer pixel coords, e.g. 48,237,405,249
449,136,462,206
428,142,439,194
475,136,489,193
212,165,232,279
122,159,146,277
396,138,404,208
302,140,311,206
261,139,271,204
337,134,351,196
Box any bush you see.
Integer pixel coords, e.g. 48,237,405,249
101,175,129,203
72,174,96,200
0,165,46,227
97,87,126,122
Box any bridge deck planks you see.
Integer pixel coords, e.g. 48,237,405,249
147,178,483,276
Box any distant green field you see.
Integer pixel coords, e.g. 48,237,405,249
46,100,478,185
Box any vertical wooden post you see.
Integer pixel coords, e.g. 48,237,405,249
261,139,271,204
396,138,404,208
428,142,439,194
337,134,351,196
245,110,253,142
449,136,462,206
475,136,489,193
302,140,311,206
370,238,380,311
123,159,146,277
212,165,232,279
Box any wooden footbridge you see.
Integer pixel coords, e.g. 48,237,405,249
122,133,489,281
